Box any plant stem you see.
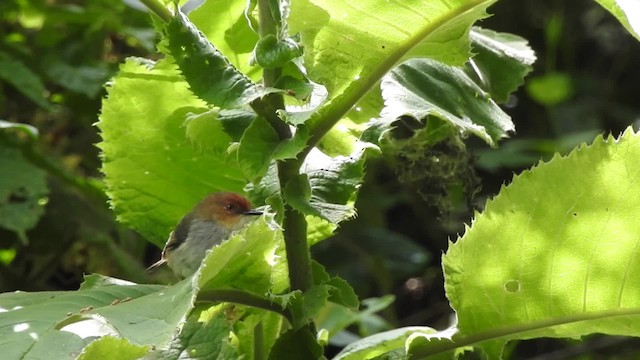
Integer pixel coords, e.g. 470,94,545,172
139,0,173,23
198,289,293,324
279,160,311,291
255,0,312,293
254,322,265,360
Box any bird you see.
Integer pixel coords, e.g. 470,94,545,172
147,192,263,278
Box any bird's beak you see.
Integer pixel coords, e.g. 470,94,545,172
243,209,263,216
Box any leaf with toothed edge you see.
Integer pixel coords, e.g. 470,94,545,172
98,57,247,246
404,127,640,359
279,146,369,226
162,10,270,108
379,58,514,147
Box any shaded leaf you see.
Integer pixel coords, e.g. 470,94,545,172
237,116,280,180
594,0,640,41
0,278,180,360
0,52,49,109
380,58,514,146
44,57,109,98
0,120,39,140
0,145,48,242
253,35,303,69
302,146,369,224
143,307,238,360
333,326,438,360
162,10,266,108
467,27,536,103
268,326,323,360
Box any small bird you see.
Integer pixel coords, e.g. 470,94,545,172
147,192,263,278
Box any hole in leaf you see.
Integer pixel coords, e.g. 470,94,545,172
505,279,520,293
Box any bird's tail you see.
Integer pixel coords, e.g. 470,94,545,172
146,258,167,272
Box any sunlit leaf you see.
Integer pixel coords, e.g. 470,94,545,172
98,58,247,246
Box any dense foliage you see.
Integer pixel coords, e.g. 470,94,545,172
1,0,640,359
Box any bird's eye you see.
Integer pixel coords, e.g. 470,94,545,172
225,203,235,212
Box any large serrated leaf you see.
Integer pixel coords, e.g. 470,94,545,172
379,58,514,146
0,276,186,360
163,10,266,108
408,128,640,359
289,0,495,100
198,215,288,294
98,58,247,245
289,0,496,152
594,0,640,41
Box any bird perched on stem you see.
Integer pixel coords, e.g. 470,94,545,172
147,192,263,278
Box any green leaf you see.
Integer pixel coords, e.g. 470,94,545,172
410,127,640,358
268,326,323,360
273,126,310,160
306,215,336,246
246,147,365,244
303,146,369,224
467,27,536,103
183,108,233,154
283,173,317,216
0,144,48,242
190,0,261,80
234,310,283,360
79,274,137,290
288,286,331,329
0,278,185,360
325,277,359,311
289,0,495,100
379,58,514,146
0,52,49,109
44,58,109,98
0,119,39,140
594,0,640,41
237,116,280,180
333,327,438,360
143,307,239,360
162,10,266,108
238,119,309,180
198,215,288,294
317,296,395,340
253,35,303,69
77,337,149,360
311,260,359,310
289,0,496,151
98,58,247,245
526,72,573,107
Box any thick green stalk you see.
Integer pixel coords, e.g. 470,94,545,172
256,0,312,293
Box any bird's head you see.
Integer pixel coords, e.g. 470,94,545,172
193,192,263,231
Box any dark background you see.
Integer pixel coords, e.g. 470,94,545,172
1,0,639,358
